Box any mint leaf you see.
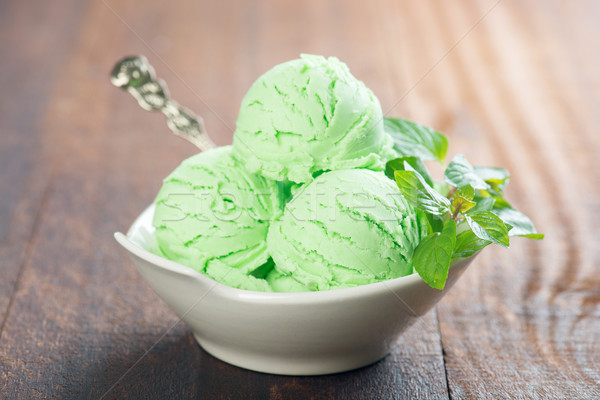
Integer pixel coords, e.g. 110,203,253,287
520,233,545,239
386,156,434,186
445,154,489,190
384,117,448,164
492,207,544,239
474,166,510,194
415,209,434,236
395,170,452,216
457,185,475,201
465,210,510,247
385,158,404,180
451,184,476,214
426,213,444,234
470,195,495,213
452,194,476,214
453,229,491,259
491,195,512,209
433,181,449,197
413,219,457,290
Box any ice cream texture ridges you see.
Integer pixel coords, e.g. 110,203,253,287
233,54,395,183
151,55,425,292
151,146,280,291
267,169,428,291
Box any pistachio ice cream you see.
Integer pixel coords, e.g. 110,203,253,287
233,54,395,183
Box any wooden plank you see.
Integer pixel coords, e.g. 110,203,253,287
0,0,450,399
0,0,89,334
409,1,600,398
73,314,446,399
2,0,599,398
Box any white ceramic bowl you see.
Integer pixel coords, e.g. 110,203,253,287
115,205,476,375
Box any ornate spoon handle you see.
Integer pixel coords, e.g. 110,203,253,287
110,55,215,151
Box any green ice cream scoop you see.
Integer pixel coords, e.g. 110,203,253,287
152,146,280,291
267,169,428,291
233,54,395,183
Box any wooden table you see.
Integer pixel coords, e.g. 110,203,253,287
1,1,599,398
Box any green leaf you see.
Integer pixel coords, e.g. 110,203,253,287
451,185,476,214
384,117,448,164
445,154,490,190
465,211,510,247
385,159,403,180
520,233,545,239
452,195,476,215
426,213,444,234
474,166,510,194
433,181,450,197
491,195,512,209
413,219,457,290
385,157,434,186
492,207,544,239
453,229,491,259
395,170,452,216
469,195,495,213
415,209,434,236
457,185,475,201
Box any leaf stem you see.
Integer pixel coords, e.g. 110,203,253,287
451,207,461,221
447,187,457,199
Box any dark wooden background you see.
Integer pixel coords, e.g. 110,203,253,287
1,0,599,399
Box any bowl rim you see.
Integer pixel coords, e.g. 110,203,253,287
115,204,473,306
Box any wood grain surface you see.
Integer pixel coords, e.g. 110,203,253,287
1,0,599,399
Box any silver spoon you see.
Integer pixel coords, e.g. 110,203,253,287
110,55,215,151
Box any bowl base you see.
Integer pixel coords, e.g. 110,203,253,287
193,333,389,376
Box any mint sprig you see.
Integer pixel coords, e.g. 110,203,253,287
385,118,543,290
